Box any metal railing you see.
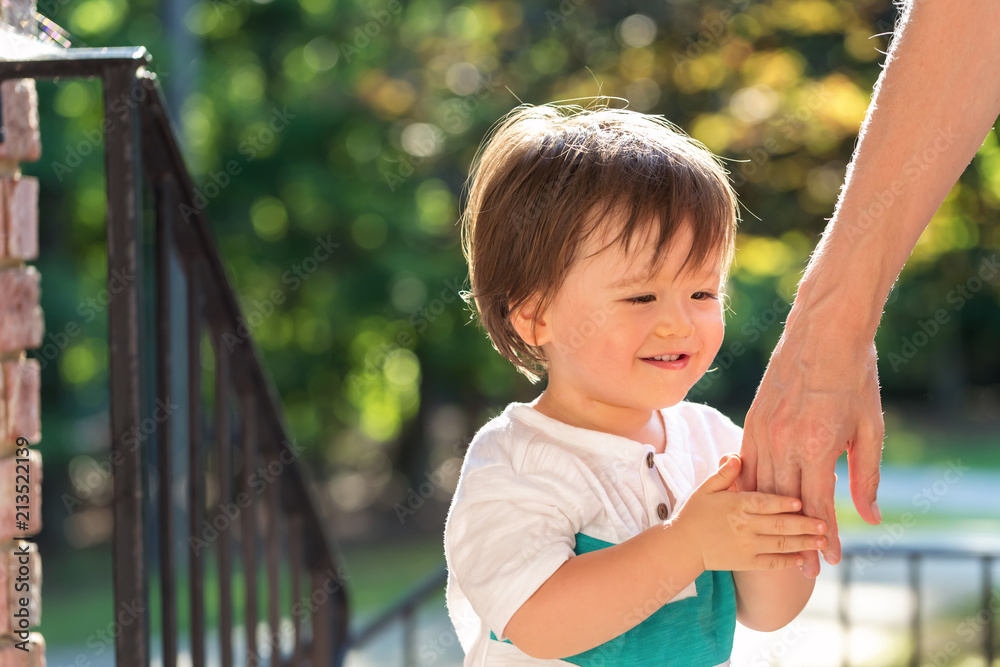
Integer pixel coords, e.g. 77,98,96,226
839,543,998,666
0,47,356,666
347,563,448,664
0,43,453,667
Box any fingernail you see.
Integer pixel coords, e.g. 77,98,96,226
871,500,882,524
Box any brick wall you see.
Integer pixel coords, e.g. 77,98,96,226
0,0,46,664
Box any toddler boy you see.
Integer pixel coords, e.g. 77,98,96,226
444,101,826,666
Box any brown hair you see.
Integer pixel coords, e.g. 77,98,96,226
459,99,738,383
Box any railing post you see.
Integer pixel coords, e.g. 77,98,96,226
215,327,233,667
105,59,150,667
240,394,260,664
265,465,283,661
311,567,333,666
188,259,205,667
155,175,178,667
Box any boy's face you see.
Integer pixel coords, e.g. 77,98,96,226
529,218,726,412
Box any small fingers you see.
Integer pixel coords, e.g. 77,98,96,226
754,513,827,536
752,554,805,570
740,492,802,516
760,534,829,554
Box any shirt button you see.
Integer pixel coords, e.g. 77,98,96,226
646,452,655,468
657,503,669,520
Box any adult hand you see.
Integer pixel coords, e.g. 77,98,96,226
671,454,828,572
737,324,884,578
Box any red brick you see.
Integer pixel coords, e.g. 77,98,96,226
0,268,43,353
0,79,40,164
0,632,44,667
0,448,42,542
0,358,40,447
0,177,38,261
0,541,41,634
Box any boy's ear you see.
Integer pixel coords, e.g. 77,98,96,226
509,295,551,348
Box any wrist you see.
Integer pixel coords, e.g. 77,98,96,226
789,217,902,343
764,319,878,397
788,275,883,346
764,323,878,392
657,514,706,575
780,302,878,360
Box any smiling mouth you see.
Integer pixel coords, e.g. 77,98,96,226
642,354,688,362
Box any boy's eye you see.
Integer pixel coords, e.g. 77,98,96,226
692,291,719,301
626,294,656,304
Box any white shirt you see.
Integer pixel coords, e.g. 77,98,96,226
443,399,743,666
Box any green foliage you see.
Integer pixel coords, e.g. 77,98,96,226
23,0,1000,544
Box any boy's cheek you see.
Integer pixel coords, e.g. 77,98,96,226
703,317,726,351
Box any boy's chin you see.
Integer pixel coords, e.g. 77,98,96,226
643,391,690,410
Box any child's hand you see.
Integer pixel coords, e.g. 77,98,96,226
670,454,828,571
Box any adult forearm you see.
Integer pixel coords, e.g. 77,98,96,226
793,0,1000,340
502,522,702,660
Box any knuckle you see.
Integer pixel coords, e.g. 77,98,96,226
767,421,792,449
774,467,795,488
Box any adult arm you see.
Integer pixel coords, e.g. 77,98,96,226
738,0,1000,578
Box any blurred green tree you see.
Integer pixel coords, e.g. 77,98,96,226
24,0,1000,552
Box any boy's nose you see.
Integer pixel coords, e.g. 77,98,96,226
654,305,695,338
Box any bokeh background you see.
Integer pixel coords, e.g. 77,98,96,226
21,0,1000,663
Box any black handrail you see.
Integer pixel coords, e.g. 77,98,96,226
0,48,351,665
